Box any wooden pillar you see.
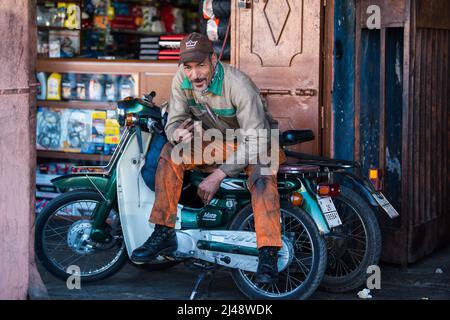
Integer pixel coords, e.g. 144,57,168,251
0,0,46,299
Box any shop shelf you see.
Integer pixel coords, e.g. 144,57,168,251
36,100,117,110
37,150,111,162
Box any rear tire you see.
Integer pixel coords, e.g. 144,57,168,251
229,202,327,300
320,186,382,293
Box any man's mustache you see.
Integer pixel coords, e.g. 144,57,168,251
193,78,207,83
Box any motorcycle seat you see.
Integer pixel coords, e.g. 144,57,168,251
280,130,315,146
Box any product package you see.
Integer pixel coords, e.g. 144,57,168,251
104,110,121,155
76,74,89,100
49,30,80,58
37,30,49,57
90,110,107,154
119,75,136,99
88,74,104,101
104,75,119,102
47,73,62,100
49,39,61,58
61,73,77,100
36,107,63,150
61,108,92,153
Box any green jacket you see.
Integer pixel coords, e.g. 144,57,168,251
165,62,278,177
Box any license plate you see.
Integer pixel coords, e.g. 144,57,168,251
316,196,342,228
372,192,400,218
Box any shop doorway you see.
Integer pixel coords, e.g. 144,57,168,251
232,0,324,155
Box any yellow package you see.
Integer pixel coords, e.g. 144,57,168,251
47,73,62,101
65,3,81,29
105,118,119,126
92,111,107,119
105,135,120,145
105,126,120,136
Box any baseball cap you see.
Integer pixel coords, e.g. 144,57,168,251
179,32,214,64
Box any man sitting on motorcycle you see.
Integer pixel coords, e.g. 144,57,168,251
131,32,285,284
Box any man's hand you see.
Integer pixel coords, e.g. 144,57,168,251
173,118,194,143
197,169,227,204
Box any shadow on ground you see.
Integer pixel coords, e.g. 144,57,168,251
37,244,450,300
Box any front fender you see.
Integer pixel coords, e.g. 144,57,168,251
51,174,110,194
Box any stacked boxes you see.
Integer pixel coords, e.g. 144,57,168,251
36,107,122,155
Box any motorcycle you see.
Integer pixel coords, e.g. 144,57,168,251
280,142,399,293
35,92,399,299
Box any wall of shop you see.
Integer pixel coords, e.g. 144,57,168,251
0,0,36,299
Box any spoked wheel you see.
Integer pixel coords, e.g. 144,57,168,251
321,186,381,293
35,190,128,282
229,202,327,300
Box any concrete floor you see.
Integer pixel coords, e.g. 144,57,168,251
37,244,450,300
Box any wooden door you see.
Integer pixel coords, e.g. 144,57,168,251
232,0,323,155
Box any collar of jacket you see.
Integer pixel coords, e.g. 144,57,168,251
180,62,224,96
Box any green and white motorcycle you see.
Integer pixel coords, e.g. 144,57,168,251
35,93,399,299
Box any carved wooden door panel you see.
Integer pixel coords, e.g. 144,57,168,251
233,0,322,154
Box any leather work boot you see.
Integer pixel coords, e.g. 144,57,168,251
131,224,177,263
255,246,279,284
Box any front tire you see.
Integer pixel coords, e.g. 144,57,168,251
229,202,327,300
35,190,128,282
321,186,382,293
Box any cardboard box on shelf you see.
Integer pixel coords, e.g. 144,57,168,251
90,110,107,154
61,108,93,153
104,112,121,155
36,107,63,150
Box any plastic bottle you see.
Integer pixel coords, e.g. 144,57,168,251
47,72,62,100
104,75,117,102
119,75,135,100
36,72,47,100
88,74,104,101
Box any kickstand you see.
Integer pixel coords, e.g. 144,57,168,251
190,271,206,300
189,262,218,300
206,269,216,298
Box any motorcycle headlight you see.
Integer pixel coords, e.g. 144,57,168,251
125,113,138,127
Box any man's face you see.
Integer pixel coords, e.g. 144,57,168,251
183,54,217,92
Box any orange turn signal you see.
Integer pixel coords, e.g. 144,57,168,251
369,168,383,191
290,192,304,206
369,169,379,180
317,183,341,197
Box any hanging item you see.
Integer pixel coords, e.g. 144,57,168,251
203,0,214,20
206,17,219,41
206,18,228,42
212,0,231,19
203,0,231,19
